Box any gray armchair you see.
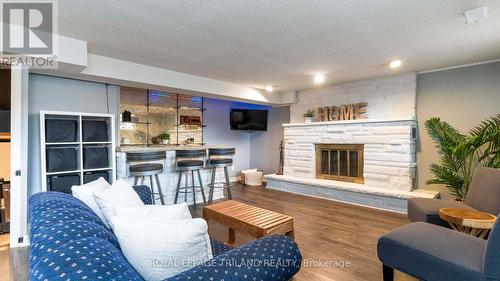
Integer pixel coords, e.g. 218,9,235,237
408,167,500,227
377,214,500,281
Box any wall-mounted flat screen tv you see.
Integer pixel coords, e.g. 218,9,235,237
230,109,268,131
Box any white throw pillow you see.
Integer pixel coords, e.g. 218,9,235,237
71,177,111,227
110,216,213,281
93,179,144,226
112,203,191,221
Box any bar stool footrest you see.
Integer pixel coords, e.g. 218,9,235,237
207,182,233,189
176,186,206,194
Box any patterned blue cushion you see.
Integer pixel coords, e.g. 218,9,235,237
166,235,302,281
30,220,120,269
211,238,233,257
133,185,153,205
29,192,302,281
30,237,144,281
30,208,104,236
29,192,94,221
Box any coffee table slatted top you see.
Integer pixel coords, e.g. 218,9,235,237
203,200,294,243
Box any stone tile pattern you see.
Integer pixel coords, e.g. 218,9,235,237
283,119,417,192
289,72,416,123
120,103,202,145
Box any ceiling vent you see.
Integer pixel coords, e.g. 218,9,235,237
464,7,488,24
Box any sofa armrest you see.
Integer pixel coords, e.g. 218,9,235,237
407,198,475,228
132,185,153,205
165,235,302,281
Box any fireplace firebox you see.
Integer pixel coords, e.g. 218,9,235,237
315,144,364,183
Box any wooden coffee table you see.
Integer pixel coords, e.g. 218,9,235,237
439,208,497,238
203,200,294,245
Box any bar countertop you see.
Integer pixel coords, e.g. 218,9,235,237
116,144,228,152
115,144,228,204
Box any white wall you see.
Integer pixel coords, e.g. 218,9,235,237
289,73,417,123
28,74,120,196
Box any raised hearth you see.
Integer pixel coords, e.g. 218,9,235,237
265,174,438,213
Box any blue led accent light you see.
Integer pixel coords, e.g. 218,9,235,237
149,90,170,98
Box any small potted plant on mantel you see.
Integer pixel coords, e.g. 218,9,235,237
158,132,170,145
303,109,315,123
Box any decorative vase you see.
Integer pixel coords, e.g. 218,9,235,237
162,139,170,145
304,117,313,123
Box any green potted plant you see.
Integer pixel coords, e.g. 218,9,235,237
425,115,499,200
303,109,315,123
158,132,170,145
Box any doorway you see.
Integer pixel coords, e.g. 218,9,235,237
0,69,11,239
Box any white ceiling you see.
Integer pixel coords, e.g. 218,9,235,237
58,0,500,91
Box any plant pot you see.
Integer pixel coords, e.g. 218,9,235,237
304,117,314,123
162,139,170,145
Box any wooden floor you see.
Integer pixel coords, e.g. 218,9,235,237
0,234,11,279
0,183,415,281
190,183,415,281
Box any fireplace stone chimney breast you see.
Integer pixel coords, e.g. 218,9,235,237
283,117,417,192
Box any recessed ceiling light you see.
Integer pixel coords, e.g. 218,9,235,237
389,60,402,69
314,74,325,84
266,85,274,92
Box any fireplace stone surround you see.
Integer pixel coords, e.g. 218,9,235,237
265,117,439,213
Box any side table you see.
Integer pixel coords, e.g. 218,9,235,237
439,208,496,239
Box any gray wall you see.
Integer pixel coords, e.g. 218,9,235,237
203,98,252,178
204,99,289,177
28,74,120,195
416,61,500,199
250,106,289,174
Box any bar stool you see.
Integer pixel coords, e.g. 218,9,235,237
174,149,207,206
207,148,235,204
127,151,166,205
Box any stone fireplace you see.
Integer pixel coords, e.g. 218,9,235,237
265,117,439,213
316,144,364,183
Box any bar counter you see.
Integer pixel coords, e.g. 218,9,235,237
116,145,226,205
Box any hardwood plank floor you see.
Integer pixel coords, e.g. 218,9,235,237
0,234,29,281
0,183,415,281
190,184,415,281
0,234,11,280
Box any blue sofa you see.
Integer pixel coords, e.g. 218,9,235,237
29,186,302,280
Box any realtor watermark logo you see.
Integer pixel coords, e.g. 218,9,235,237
0,0,58,68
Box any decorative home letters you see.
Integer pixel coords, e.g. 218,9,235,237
317,103,367,121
